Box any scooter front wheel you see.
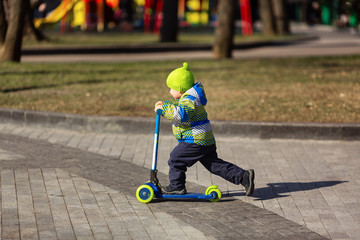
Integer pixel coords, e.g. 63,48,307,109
136,185,154,203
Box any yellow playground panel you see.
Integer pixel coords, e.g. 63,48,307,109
34,0,214,31
184,0,209,25
34,0,85,29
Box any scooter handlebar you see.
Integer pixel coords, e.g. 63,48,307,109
156,109,163,115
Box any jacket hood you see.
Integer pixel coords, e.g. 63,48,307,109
185,82,207,106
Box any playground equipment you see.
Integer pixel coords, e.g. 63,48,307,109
142,0,253,34
240,0,252,35
34,0,83,30
34,0,255,35
143,0,163,34
34,0,116,32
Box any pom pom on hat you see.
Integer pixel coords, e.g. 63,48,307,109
166,62,194,92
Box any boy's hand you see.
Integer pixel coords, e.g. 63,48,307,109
154,101,163,112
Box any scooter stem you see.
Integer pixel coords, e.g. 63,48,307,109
151,109,162,171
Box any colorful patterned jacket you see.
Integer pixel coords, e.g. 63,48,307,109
162,82,215,146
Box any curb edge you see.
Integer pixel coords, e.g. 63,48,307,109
1,108,359,140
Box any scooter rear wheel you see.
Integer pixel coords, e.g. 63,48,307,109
205,185,219,195
136,185,154,203
208,188,222,202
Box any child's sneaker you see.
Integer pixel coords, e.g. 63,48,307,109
162,185,187,195
241,169,255,196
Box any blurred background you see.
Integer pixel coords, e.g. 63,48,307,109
31,0,359,35
1,0,360,61
0,0,359,123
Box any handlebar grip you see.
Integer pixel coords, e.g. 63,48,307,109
156,109,163,115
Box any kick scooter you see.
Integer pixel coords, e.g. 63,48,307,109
136,109,222,204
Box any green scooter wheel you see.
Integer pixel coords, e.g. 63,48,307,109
136,185,154,203
208,188,222,202
205,185,218,195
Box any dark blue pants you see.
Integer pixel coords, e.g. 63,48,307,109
168,142,245,189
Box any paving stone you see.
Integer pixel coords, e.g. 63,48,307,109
97,135,116,156
88,135,105,154
2,225,20,239
108,135,127,158
121,134,138,161
66,133,85,148
2,124,358,239
77,133,95,151
0,148,25,161
37,224,58,239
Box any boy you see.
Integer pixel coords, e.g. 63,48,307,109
154,62,255,196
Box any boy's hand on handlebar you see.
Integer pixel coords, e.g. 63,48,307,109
154,101,163,112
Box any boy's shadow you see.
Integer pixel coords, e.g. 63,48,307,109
226,180,347,201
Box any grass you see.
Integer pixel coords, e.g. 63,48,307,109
0,56,359,123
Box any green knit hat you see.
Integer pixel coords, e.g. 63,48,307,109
166,62,194,92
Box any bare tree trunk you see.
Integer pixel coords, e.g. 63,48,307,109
258,0,275,36
213,0,235,59
161,0,178,42
0,0,29,62
0,0,8,44
271,0,289,35
301,0,307,22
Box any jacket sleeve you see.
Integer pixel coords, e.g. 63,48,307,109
162,98,196,126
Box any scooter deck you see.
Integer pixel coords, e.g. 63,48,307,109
149,183,217,200
157,192,215,200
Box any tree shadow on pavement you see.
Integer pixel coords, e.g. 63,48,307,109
226,181,347,201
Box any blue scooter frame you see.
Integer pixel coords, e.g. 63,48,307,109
136,109,222,203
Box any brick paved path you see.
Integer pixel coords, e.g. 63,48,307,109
1,123,359,239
